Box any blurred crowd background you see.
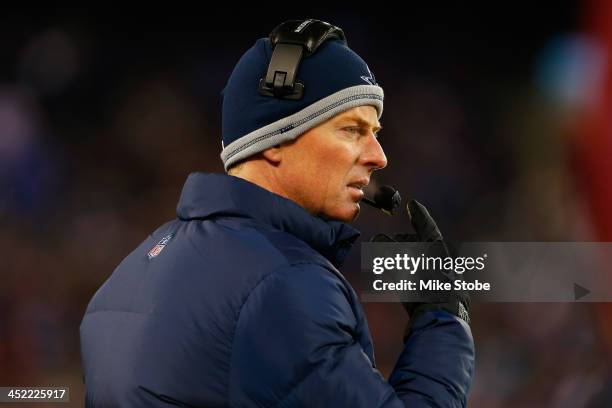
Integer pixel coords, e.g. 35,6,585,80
2,4,612,407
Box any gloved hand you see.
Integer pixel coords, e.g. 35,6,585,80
370,199,470,324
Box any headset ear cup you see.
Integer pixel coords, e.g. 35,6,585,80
260,19,347,100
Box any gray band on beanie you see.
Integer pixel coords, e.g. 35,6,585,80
221,84,384,170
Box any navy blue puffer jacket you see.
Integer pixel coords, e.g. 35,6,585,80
80,173,474,407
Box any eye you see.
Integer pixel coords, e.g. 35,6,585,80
343,127,363,137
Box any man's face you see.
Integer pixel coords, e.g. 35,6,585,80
277,105,387,222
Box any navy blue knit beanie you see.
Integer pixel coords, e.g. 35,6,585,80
220,35,384,170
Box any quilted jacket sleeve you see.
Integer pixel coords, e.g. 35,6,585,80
229,262,474,407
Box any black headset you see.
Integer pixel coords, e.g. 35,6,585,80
258,19,346,100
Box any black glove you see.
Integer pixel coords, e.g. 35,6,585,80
371,200,470,325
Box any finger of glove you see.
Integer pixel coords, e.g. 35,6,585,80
451,289,471,309
407,199,443,242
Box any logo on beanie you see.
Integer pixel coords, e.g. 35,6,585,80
361,65,377,85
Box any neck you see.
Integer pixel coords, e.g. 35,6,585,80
229,159,291,202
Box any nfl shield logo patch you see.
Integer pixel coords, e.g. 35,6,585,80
148,233,174,259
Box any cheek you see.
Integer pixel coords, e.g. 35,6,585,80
317,148,357,199
318,150,347,183
284,151,330,209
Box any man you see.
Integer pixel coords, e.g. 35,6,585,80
80,20,474,407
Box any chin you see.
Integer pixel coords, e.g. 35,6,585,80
324,203,360,223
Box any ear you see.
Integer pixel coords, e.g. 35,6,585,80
261,145,283,165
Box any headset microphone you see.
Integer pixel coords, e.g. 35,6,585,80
361,185,401,215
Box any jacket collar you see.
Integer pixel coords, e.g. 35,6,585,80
176,173,360,268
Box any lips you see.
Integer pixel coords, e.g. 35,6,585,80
347,179,370,190
347,179,369,199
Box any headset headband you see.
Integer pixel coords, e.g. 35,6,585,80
258,19,346,100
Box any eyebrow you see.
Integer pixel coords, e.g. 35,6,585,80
338,117,382,133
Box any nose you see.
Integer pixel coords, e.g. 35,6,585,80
360,133,388,171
